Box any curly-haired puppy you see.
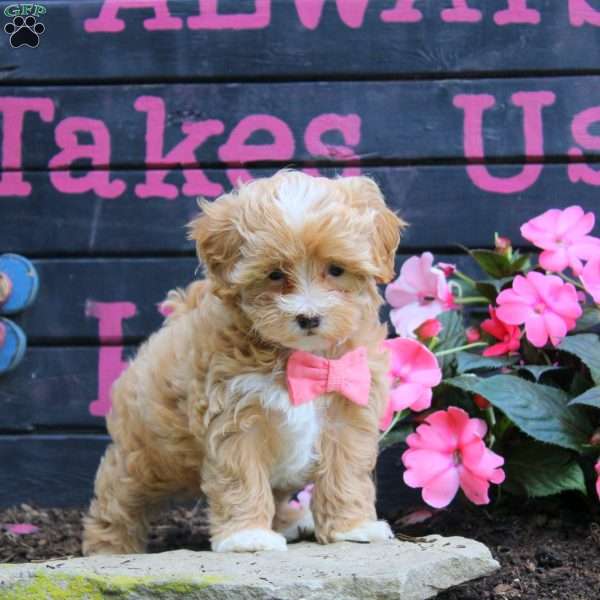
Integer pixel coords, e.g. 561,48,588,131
82,170,405,554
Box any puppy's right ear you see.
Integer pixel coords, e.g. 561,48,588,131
187,195,243,284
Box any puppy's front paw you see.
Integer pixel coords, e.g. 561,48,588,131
332,520,394,543
212,528,287,553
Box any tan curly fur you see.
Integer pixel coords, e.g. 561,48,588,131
82,170,405,555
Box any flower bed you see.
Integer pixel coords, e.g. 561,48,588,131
380,205,600,510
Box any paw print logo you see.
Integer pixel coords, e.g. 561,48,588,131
4,16,45,48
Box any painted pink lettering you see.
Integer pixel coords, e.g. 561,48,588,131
568,107,600,185
453,91,556,194
84,0,182,32
188,0,270,30
303,113,361,177
569,0,600,26
218,114,295,186
48,117,126,199
441,0,482,23
86,300,136,417
295,0,369,30
134,96,224,199
380,0,422,23
494,0,540,25
0,97,54,197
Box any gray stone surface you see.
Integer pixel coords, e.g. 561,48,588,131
0,536,498,599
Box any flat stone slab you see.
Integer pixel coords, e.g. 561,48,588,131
0,536,498,599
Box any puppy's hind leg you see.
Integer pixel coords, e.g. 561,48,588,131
82,444,161,555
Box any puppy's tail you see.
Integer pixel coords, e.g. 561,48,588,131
159,280,208,322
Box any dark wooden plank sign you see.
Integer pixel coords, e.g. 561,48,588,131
1,0,600,509
3,78,600,175
1,1,600,82
1,165,599,256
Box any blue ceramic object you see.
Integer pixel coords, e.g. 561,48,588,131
0,318,27,375
0,254,39,315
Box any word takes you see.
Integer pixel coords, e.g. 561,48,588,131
83,0,600,32
454,90,600,194
0,96,360,199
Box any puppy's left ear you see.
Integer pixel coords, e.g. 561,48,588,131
338,176,407,283
187,194,243,286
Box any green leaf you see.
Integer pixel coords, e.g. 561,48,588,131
469,249,512,278
510,252,531,273
456,351,516,373
517,365,565,382
574,307,600,333
474,281,498,303
445,374,592,452
558,334,600,385
435,311,467,376
568,386,600,409
504,441,587,497
378,425,411,451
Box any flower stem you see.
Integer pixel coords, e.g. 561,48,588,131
453,269,477,287
379,409,409,442
557,271,587,292
434,342,487,357
453,296,489,305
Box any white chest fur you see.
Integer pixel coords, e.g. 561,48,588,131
229,373,321,490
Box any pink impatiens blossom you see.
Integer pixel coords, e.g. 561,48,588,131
402,407,505,508
437,262,456,278
379,338,442,430
581,259,600,304
466,327,481,343
416,318,443,341
481,306,521,357
520,206,600,274
496,272,582,348
385,253,455,338
289,484,313,511
595,460,600,501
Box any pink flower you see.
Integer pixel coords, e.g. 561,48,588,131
596,460,600,501
496,272,582,348
473,394,491,410
481,306,521,357
402,407,505,508
581,259,600,304
495,235,512,256
5,523,39,535
465,327,481,343
520,206,600,274
437,262,456,278
379,338,442,430
385,253,454,338
289,484,313,511
416,318,443,341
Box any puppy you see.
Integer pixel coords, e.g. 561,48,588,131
82,170,405,554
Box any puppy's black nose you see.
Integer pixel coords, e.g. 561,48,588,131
296,314,321,330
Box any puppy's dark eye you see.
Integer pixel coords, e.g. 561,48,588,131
268,270,285,281
328,265,345,277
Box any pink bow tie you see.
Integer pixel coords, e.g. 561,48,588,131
286,347,371,407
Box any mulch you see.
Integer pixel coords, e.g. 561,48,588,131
1,497,599,599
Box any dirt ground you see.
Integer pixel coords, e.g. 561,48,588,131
1,498,599,599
